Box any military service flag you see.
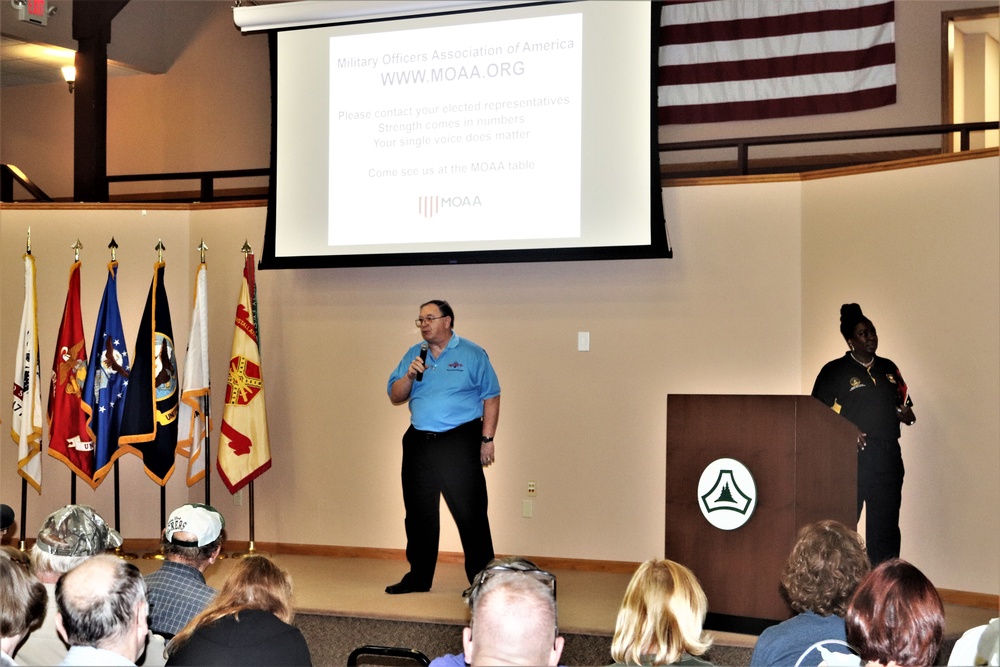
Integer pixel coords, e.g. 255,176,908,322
11,254,44,492
47,261,95,484
177,263,211,486
217,253,271,494
118,262,179,485
81,261,131,487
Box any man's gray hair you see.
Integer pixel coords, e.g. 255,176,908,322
30,544,87,579
56,555,146,648
469,570,559,664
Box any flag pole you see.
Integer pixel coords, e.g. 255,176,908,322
18,229,31,552
19,480,28,551
104,240,136,561
69,240,83,507
199,240,212,508
142,239,169,562
233,242,268,559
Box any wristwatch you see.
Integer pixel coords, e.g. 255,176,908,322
481,436,494,443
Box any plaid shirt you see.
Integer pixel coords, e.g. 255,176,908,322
144,560,216,637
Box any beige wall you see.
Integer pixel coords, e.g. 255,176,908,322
2,155,997,597
1,1,997,199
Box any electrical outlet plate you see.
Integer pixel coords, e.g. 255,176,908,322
527,480,537,496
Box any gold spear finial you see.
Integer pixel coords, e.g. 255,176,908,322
108,238,119,262
241,240,252,255
155,239,165,263
72,239,83,262
198,239,208,264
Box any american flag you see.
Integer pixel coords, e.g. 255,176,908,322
658,0,896,124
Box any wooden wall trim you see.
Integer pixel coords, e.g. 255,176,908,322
663,147,998,188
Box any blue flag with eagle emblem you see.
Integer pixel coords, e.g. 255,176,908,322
81,261,131,487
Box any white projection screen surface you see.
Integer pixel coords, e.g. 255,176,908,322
263,0,669,268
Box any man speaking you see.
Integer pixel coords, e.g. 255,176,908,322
386,300,500,595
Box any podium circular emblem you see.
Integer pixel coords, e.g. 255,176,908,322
697,457,757,531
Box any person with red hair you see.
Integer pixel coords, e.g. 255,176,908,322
845,559,944,667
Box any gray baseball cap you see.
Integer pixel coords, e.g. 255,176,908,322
35,505,122,556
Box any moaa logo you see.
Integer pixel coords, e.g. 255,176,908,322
418,195,482,218
697,457,757,531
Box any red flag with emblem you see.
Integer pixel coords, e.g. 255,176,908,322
47,260,96,485
217,253,271,494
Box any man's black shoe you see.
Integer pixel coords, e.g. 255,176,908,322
385,580,431,594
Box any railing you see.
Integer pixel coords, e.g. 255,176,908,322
659,121,999,178
106,168,270,202
5,123,997,202
1,164,53,202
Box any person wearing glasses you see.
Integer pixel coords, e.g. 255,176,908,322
432,558,560,667
386,300,501,595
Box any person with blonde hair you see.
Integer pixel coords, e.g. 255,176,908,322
610,559,713,666
751,520,870,666
165,555,310,666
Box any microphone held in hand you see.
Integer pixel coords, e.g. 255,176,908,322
415,343,429,382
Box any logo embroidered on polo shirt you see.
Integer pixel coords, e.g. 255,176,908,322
886,374,897,384
849,377,865,391
447,362,464,371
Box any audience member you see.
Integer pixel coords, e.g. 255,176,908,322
750,520,870,667
429,557,560,667
1,504,15,544
15,505,123,666
0,548,47,666
949,617,1000,666
165,555,311,666
460,559,563,667
610,559,713,666
845,558,944,667
55,555,149,666
144,504,224,638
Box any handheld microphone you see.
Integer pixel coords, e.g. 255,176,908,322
415,342,429,382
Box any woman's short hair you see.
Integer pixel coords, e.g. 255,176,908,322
611,559,712,665
845,559,944,667
782,520,870,617
0,547,47,639
168,555,294,655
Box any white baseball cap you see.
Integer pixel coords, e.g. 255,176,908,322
164,504,225,547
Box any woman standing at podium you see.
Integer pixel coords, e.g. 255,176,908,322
811,304,915,567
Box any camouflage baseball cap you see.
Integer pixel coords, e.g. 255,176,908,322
35,505,122,556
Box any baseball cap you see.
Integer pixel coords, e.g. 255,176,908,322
1,504,14,531
165,504,224,547
36,505,122,556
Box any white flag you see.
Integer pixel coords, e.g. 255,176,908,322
11,254,43,492
177,263,210,486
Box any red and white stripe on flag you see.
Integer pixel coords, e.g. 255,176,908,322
658,0,896,124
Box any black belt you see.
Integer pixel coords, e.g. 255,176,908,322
411,419,478,440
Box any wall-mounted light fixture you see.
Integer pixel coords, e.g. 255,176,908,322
62,65,75,93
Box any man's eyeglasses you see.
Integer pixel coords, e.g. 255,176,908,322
415,315,445,326
463,561,557,603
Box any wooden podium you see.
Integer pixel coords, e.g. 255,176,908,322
665,395,859,632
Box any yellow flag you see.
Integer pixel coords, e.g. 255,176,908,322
217,254,271,493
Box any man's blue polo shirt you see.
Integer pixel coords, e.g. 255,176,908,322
388,332,500,432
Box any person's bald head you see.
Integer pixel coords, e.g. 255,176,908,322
56,555,147,660
463,572,563,666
